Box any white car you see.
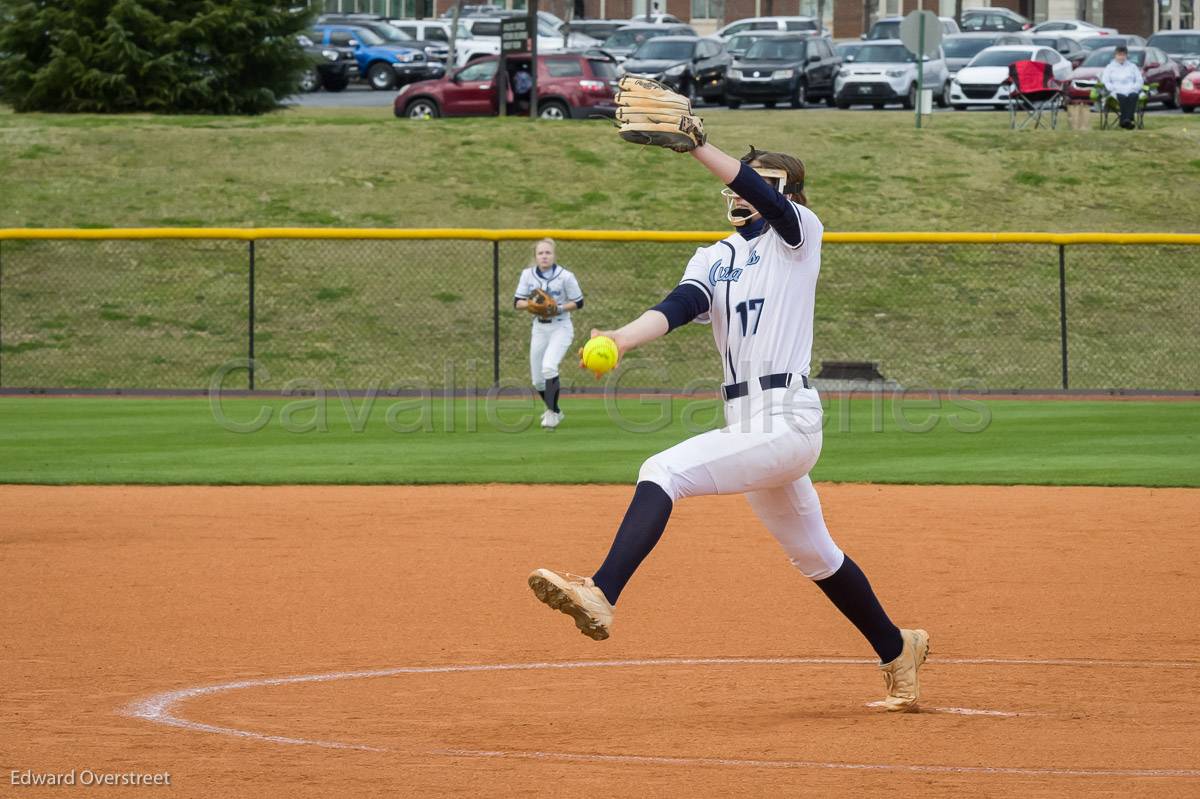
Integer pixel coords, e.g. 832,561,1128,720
833,39,950,109
390,19,500,66
714,16,822,40
1029,19,1119,43
949,45,1073,108
461,16,600,53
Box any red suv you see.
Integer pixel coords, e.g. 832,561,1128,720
394,52,619,119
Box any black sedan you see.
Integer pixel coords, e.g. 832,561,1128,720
621,35,730,104
724,34,840,108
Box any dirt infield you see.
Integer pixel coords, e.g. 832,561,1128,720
2,484,1199,798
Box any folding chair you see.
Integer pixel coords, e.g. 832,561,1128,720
1007,60,1066,129
1095,82,1150,130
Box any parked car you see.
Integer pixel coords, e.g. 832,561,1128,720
942,32,1033,76
1181,69,1200,111
311,25,442,90
296,34,358,93
388,19,500,66
1078,34,1146,52
599,23,697,62
440,4,502,17
834,41,865,63
949,44,1072,109
393,52,619,120
622,35,730,104
563,19,629,42
461,14,598,52
714,16,822,39
864,15,959,41
1146,30,1200,73
961,8,1032,32
1029,35,1087,67
1067,46,1182,107
725,34,839,109
833,39,949,109
624,14,686,25
317,14,450,63
1029,19,1118,42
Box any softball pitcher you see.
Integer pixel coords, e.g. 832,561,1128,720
527,77,929,711
514,238,584,430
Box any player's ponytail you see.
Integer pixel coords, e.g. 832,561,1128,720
740,146,808,207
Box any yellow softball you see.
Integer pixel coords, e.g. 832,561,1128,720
581,335,619,378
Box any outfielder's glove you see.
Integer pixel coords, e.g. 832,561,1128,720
614,75,706,153
526,288,558,318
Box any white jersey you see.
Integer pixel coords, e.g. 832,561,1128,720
515,264,583,323
677,201,824,386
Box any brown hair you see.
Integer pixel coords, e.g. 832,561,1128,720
741,145,807,207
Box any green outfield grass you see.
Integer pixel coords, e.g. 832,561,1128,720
2,106,1199,232
0,396,1196,487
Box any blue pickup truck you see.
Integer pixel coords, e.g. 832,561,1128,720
311,24,444,90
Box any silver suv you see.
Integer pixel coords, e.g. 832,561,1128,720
834,39,950,109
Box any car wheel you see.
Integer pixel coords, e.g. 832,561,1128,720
406,99,439,119
825,93,836,107
938,81,951,108
1184,105,1197,113
321,74,349,92
836,99,850,109
791,82,807,109
953,103,967,110
1165,85,1180,109
727,98,742,109
872,102,884,109
368,62,397,91
902,84,916,109
298,67,320,93
764,100,776,109
685,78,699,106
538,100,569,120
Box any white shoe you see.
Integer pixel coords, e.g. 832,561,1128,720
540,410,552,428
879,628,930,712
544,410,564,429
528,568,614,640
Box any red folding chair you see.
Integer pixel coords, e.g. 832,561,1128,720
1007,60,1066,129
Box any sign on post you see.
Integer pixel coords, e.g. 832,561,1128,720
498,17,531,118
899,9,942,129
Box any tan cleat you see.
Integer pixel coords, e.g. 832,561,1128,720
879,628,930,712
528,568,614,641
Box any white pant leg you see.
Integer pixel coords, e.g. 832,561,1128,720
745,475,845,580
540,321,574,382
529,323,551,390
637,392,823,503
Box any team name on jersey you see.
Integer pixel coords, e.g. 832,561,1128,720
709,260,743,284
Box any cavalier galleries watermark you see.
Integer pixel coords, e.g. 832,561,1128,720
10,769,171,788
206,358,992,436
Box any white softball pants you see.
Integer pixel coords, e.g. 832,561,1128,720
637,385,845,580
529,318,574,390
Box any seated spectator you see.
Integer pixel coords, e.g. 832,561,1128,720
1099,46,1142,129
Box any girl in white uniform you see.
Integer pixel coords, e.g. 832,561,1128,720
527,144,930,712
513,239,584,429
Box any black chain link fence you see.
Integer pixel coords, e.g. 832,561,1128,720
1,234,1197,392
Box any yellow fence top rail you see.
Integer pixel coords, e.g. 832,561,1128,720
1,228,1198,245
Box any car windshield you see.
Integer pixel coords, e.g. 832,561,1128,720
869,21,901,39
604,28,664,48
968,48,1032,67
350,28,384,46
744,39,806,60
855,43,913,63
633,40,694,60
942,37,997,58
1083,48,1145,67
1030,37,1060,47
1080,36,1124,49
368,23,413,41
727,33,770,53
836,43,863,58
1147,33,1200,52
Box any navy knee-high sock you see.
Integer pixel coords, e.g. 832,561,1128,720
544,376,561,413
537,388,546,407
591,481,673,605
814,555,904,663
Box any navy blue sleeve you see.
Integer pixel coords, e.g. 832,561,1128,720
727,162,804,247
651,283,710,331
573,298,584,310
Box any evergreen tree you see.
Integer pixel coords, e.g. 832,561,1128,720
0,0,315,113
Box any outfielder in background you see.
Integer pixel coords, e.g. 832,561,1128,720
514,238,584,430
529,77,930,711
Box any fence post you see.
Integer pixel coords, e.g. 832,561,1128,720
0,240,4,389
1058,244,1069,390
492,240,500,388
248,240,256,391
